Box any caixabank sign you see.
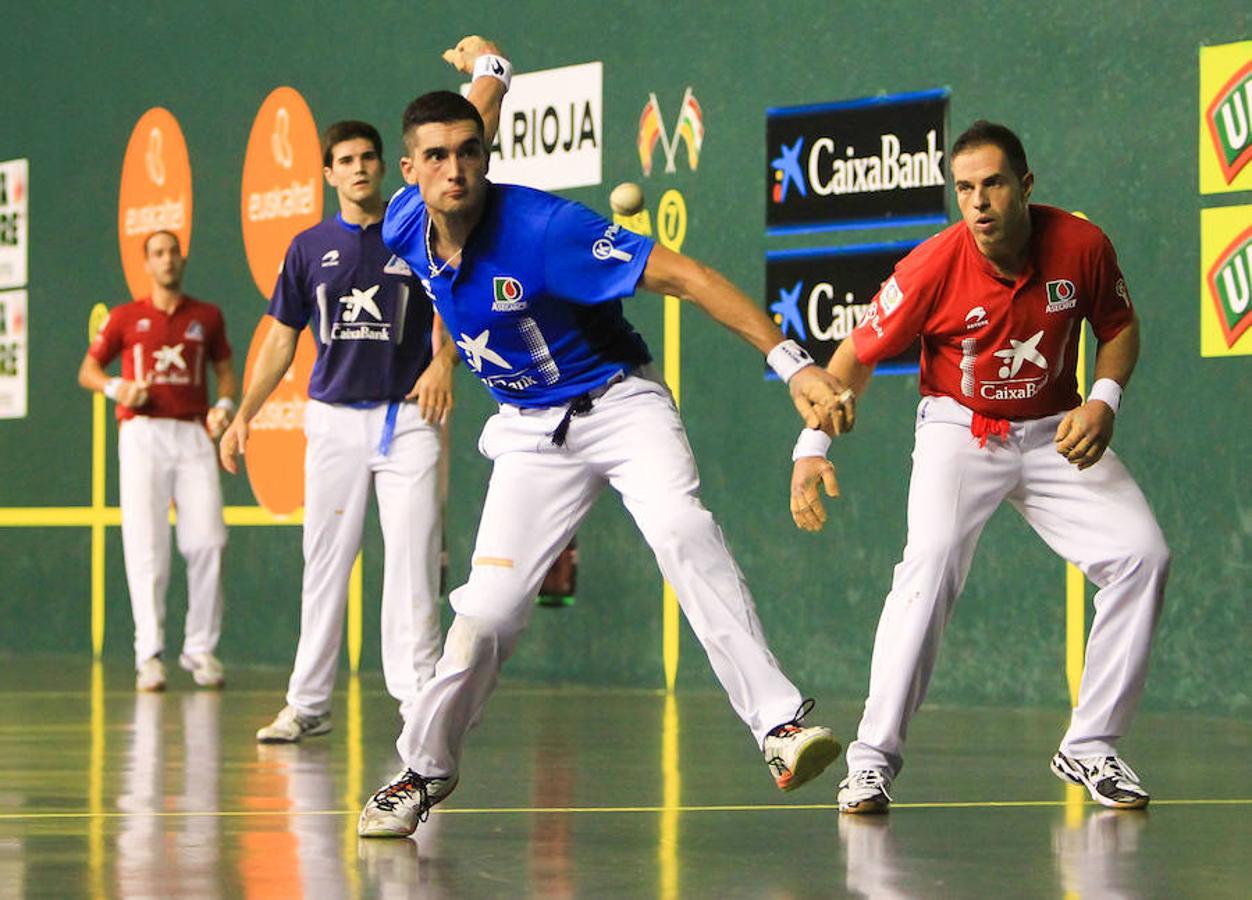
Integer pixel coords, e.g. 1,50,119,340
766,89,948,235
764,241,921,375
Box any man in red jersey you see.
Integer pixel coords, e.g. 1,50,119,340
789,121,1169,813
79,230,238,692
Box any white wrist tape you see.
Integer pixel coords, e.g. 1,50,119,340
792,428,832,461
767,339,815,383
214,397,237,415
1088,378,1122,414
473,54,512,90
103,378,122,401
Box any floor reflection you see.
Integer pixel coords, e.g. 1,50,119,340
115,692,221,899
1053,807,1150,899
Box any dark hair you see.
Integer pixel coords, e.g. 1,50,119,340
321,120,383,167
401,90,485,151
951,120,1029,181
143,230,181,256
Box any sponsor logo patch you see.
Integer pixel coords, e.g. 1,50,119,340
592,223,633,262
1045,278,1078,312
878,276,903,316
964,306,988,330
639,87,704,176
979,329,1050,401
137,318,151,332
383,254,412,276
321,249,340,267
491,276,527,311
185,320,204,341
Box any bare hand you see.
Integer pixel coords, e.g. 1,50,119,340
442,35,503,74
205,406,231,440
790,456,840,532
787,365,855,434
116,378,150,408
219,418,249,475
406,358,454,425
1054,400,1115,469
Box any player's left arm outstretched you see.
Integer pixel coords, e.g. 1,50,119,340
640,244,852,433
1054,313,1139,470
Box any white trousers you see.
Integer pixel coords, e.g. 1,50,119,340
118,417,226,665
846,397,1170,776
286,400,443,717
396,372,803,775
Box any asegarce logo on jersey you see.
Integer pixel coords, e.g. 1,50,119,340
491,276,527,311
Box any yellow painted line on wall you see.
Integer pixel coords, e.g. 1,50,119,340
347,552,363,673
657,189,688,694
1065,327,1089,707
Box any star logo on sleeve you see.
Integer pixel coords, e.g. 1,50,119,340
456,329,512,373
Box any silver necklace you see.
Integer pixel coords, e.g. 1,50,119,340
425,218,463,278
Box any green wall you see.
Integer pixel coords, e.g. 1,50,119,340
0,2,1247,718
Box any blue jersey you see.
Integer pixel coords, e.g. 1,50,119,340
383,183,654,408
268,215,434,404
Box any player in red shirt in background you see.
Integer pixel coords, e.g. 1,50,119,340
790,121,1169,813
79,230,238,691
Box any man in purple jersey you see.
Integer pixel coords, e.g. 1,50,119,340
220,37,509,743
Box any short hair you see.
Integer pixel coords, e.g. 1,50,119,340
401,91,485,152
143,230,181,256
951,120,1030,181
321,120,383,167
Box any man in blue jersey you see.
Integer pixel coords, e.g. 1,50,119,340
220,38,510,744
357,90,856,837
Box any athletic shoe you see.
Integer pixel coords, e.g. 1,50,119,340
1051,752,1150,809
837,769,893,814
358,768,460,838
256,705,333,744
179,652,225,689
762,699,842,792
135,656,166,692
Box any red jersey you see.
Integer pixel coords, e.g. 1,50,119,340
851,205,1134,419
89,295,232,422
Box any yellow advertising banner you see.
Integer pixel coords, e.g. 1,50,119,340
1200,204,1252,357
1199,40,1252,195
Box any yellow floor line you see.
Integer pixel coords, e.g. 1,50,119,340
4,797,1247,821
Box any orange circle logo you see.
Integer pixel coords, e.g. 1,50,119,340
242,317,316,516
241,87,323,297
118,108,192,299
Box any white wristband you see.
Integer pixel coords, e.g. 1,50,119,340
103,378,122,402
792,428,832,461
767,339,815,383
214,397,237,415
473,54,512,90
1088,378,1122,414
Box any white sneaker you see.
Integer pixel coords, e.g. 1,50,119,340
256,705,332,743
135,656,166,692
179,652,225,689
358,768,460,838
762,700,842,792
1051,752,1150,809
837,769,893,814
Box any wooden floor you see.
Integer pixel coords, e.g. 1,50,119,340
0,658,1248,898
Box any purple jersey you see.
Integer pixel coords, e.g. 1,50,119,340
268,214,434,403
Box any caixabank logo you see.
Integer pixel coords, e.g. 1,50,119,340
766,88,948,235
764,241,921,374
1200,40,1252,195
1201,205,1252,356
